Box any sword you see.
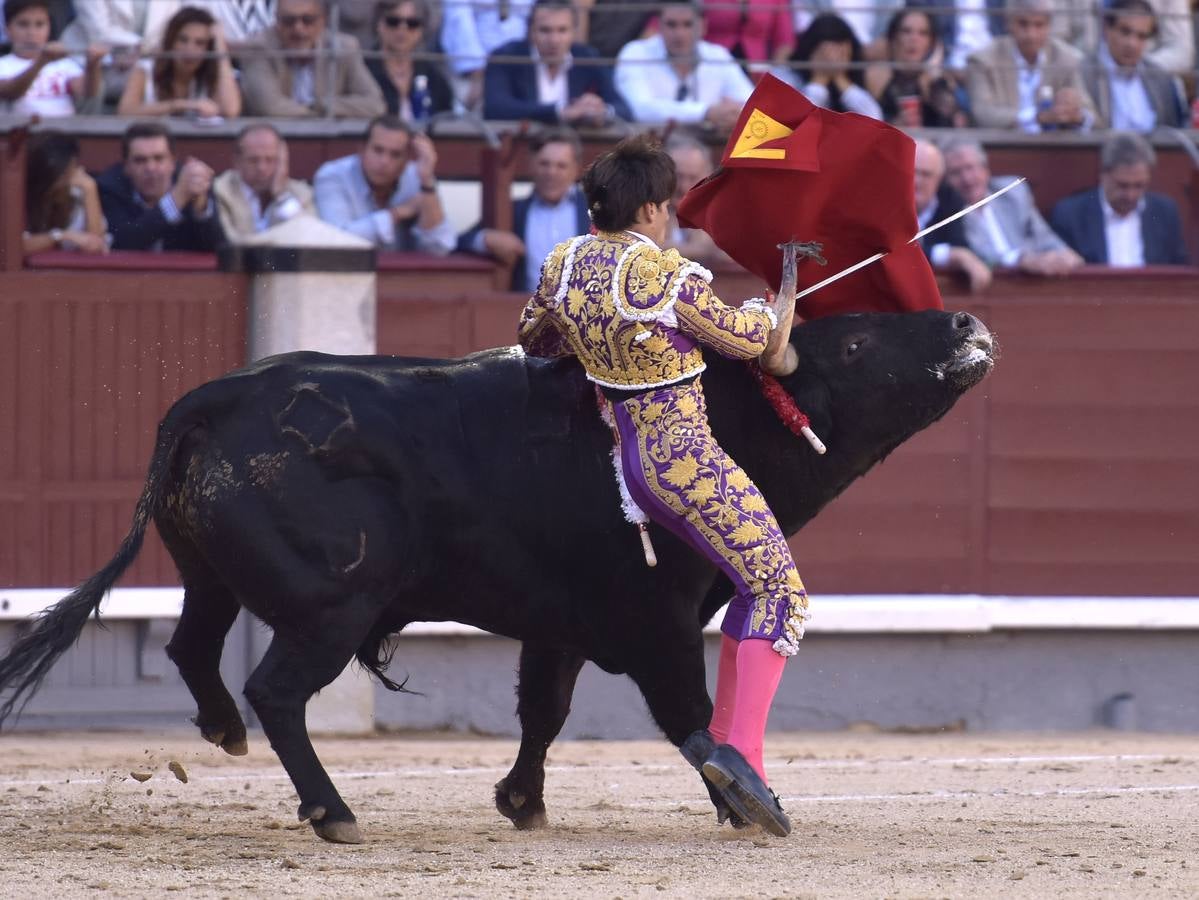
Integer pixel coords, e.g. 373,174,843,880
794,178,1026,300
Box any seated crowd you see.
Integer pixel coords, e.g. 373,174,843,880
7,0,1196,275
0,0,1194,128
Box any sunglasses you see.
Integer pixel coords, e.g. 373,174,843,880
279,13,320,27
383,15,424,29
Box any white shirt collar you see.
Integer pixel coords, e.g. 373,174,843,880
625,229,660,248
1099,40,1141,79
1100,191,1145,223
1011,43,1046,72
530,45,572,70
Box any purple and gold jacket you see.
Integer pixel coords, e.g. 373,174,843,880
517,231,776,390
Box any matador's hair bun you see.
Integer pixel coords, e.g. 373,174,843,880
582,135,677,233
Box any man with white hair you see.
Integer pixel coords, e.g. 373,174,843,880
942,137,1081,276
913,140,991,293
663,134,728,266
966,0,1095,131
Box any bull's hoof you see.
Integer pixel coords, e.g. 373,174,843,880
221,737,249,757
313,818,364,844
494,778,547,830
195,716,248,756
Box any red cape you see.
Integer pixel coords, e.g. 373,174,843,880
676,75,943,318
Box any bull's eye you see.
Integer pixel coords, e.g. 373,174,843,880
844,335,869,359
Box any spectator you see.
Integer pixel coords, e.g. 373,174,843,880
239,0,385,117
1050,131,1188,266
0,0,105,117
314,115,456,254
366,0,454,120
441,0,532,111
942,136,1081,275
867,9,968,128
97,121,224,253
483,0,630,125
1086,0,1186,131
22,130,109,256
460,127,590,289
913,139,990,292
61,0,183,111
663,133,729,266
775,13,882,119
792,0,892,54
213,123,315,240
192,0,277,48
1048,0,1193,75
966,0,1095,132
614,0,753,129
117,6,242,119
704,0,793,65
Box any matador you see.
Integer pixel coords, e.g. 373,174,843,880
517,135,804,837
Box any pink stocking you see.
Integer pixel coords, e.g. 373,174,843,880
725,638,787,782
707,634,740,744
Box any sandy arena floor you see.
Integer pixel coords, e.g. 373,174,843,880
0,730,1196,898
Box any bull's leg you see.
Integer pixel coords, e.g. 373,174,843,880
165,582,248,755
243,630,368,845
625,629,746,823
495,642,585,830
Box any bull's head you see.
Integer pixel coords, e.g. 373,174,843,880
778,310,996,463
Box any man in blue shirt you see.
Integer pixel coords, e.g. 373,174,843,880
313,115,456,254
460,127,590,290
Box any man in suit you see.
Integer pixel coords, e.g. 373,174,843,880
97,120,224,253
214,124,316,241
965,0,1095,131
1085,0,1186,131
239,0,385,117
459,127,590,290
1050,131,1189,267
483,0,630,125
942,136,1082,275
914,140,991,292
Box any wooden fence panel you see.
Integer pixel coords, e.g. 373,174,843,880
0,268,247,588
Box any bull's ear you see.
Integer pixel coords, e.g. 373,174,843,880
787,374,832,447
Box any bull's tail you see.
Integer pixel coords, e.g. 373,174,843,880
0,409,197,729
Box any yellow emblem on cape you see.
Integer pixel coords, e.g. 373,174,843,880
658,248,681,273
731,108,792,160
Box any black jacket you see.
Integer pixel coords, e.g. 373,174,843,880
365,57,455,119
483,40,631,123
97,164,224,252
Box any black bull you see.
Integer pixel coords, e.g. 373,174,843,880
0,310,995,843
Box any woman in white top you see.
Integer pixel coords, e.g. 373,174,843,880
117,5,241,118
773,13,882,120
22,131,109,256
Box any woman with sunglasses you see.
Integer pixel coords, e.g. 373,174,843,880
366,0,454,120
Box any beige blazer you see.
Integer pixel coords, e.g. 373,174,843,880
213,170,317,241
239,30,385,118
966,36,1095,130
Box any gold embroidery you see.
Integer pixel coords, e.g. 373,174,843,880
624,383,808,635
519,232,773,389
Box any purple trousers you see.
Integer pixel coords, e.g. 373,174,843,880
613,380,809,652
